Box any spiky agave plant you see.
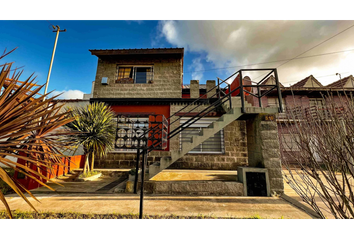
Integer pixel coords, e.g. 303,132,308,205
0,49,75,218
65,102,116,173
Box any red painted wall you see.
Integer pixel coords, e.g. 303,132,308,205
110,104,170,151
225,74,252,96
14,155,85,191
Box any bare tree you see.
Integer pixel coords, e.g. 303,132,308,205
280,92,354,219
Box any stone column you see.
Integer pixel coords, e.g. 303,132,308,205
190,80,200,98
246,113,284,195
206,80,216,98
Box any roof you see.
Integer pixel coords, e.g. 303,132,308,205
89,48,184,57
291,75,323,88
326,75,354,88
260,75,284,87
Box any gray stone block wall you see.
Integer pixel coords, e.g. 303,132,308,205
93,56,182,99
246,113,284,194
96,103,248,170
169,103,248,170
190,80,200,98
171,120,248,170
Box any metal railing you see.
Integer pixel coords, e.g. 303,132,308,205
131,68,284,218
134,68,284,152
217,68,284,113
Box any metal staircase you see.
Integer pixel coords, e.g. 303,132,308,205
148,97,278,179
133,68,283,185
130,68,283,218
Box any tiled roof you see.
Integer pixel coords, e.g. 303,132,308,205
260,75,284,87
291,75,323,88
326,75,354,88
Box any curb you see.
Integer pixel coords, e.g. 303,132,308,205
280,194,322,219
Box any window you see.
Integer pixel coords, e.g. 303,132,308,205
116,66,153,84
179,118,224,154
309,98,327,119
113,117,149,152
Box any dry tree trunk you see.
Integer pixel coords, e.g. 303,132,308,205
280,92,354,219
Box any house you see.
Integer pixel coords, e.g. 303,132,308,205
251,74,354,163
87,47,285,196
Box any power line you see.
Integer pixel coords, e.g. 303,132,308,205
184,48,354,74
277,23,354,69
251,22,354,83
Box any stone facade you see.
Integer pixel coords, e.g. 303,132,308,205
246,113,284,194
95,120,248,170
92,55,182,99
90,49,284,195
170,120,248,170
96,103,248,171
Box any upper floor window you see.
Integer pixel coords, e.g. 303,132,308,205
116,66,153,84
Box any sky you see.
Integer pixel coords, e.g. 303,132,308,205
1,19,354,99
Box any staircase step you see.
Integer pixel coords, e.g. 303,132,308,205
151,102,277,180
148,163,244,193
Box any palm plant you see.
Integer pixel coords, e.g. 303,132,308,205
65,102,116,173
0,49,75,218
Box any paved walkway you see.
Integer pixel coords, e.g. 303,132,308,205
0,169,322,219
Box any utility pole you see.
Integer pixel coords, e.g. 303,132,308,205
43,25,66,100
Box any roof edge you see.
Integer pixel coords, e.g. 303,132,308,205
89,48,184,57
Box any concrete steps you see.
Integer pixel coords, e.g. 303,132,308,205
148,97,278,180
149,107,243,179
144,180,244,196
144,170,243,195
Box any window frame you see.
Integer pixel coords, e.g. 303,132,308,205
116,65,154,84
179,117,225,154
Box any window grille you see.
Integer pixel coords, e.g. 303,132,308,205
179,118,224,154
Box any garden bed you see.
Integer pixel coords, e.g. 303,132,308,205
0,210,262,219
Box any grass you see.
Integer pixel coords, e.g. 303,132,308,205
78,170,101,179
0,210,267,219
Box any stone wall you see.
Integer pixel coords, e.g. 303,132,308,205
96,102,248,170
168,103,248,170
92,55,182,99
170,120,248,170
246,113,284,194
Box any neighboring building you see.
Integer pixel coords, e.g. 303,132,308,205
251,75,354,163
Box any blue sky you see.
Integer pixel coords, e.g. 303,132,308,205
1,20,354,99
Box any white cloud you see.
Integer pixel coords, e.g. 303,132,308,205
157,20,354,86
190,58,204,81
51,90,84,99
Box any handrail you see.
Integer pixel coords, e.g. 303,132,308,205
137,72,238,145
136,68,283,151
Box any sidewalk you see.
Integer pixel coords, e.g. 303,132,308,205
0,169,312,219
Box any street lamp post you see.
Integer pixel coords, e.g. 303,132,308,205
43,25,66,100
